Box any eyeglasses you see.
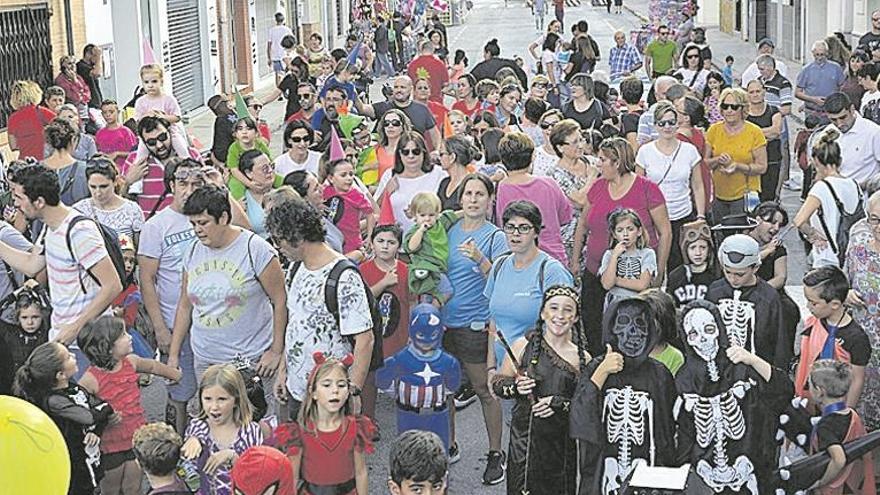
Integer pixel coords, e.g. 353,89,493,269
384,119,403,127
540,121,558,129
400,148,423,156
145,132,169,146
298,93,313,100
289,135,309,144
346,153,357,161
720,103,743,111
256,163,275,175
867,215,880,226
656,118,678,128
503,223,535,235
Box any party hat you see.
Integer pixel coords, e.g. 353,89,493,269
329,126,345,161
142,39,158,65
443,113,454,139
345,41,362,68
339,114,365,139
233,89,250,119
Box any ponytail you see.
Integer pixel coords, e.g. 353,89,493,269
13,342,64,406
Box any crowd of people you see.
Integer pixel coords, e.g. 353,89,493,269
5,1,880,494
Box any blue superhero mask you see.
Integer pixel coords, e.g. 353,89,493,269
409,303,444,353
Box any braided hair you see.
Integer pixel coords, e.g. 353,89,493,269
535,285,587,373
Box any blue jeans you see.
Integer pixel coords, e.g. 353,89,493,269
375,51,395,77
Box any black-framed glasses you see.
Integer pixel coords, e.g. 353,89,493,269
174,166,215,181
289,136,309,144
345,153,357,161
503,223,535,235
656,118,678,128
145,132,169,146
400,148,423,157
720,103,743,111
540,120,558,129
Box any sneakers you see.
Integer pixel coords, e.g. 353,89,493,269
783,178,802,191
482,450,507,485
448,442,461,464
454,386,478,410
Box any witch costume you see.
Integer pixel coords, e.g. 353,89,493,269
570,298,677,495
674,300,794,494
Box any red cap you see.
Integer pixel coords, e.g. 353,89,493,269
230,446,295,495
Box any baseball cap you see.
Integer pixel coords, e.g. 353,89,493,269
230,446,295,495
758,38,775,49
718,234,760,269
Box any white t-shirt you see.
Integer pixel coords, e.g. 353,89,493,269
284,257,373,400
73,198,145,239
807,176,862,268
675,68,710,94
268,25,294,61
836,116,880,183
138,207,197,328
532,145,560,177
274,150,321,179
374,167,448,231
635,141,701,220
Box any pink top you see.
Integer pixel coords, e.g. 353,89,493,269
87,358,145,454
134,94,183,121
54,73,91,107
121,147,202,216
95,126,138,169
583,175,665,275
495,177,573,265
323,185,373,253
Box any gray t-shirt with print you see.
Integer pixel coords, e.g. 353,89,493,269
0,223,33,323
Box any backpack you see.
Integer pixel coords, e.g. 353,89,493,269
65,216,127,293
288,258,384,371
490,252,549,293
815,179,865,266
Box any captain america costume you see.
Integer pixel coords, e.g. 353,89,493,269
376,303,461,450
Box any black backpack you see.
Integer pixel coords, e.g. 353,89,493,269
815,179,865,266
288,258,384,371
65,216,127,292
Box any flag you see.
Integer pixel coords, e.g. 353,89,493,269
345,41,362,69
339,114,365,139
378,192,396,225
233,89,250,119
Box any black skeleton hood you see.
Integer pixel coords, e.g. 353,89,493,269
675,299,734,395
602,298,660,370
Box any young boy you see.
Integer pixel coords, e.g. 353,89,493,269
95,99,138,169
722,55,735,87
404,192,460,305
794,266,870,407
132,422,194,495
807,360,875,493
388,430,449,495
706,234,791,369
230,446,296,495
665,220,717,307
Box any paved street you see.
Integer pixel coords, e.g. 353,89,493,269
161,1,815,492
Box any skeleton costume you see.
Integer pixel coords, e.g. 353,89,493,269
570,298,677,495
674,300,793,494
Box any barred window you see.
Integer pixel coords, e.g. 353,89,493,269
0,5,54,130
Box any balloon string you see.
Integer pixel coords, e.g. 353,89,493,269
8,418,56,452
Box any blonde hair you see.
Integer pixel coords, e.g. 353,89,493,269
811,126,842,168
719,87,748,118
598,137,636,175
10,80,43,110
409,191,442,215
298,358,352,432
140,64,165,81
197,364,253,425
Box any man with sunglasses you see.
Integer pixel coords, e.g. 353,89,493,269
122,116,201,217
283,82,318,125
644,25,678,80
355,75,441,150
706,233,791,371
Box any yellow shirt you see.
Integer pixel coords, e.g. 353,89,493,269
706,121,767,201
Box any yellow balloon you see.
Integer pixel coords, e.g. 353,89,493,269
0,395,71,494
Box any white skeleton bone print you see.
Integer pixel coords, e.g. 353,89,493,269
602,386,655,494
616,255,643,279
717,291,756,351
675,380,759,494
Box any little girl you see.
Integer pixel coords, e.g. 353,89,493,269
323,157,376,254
476,80,500,113
702,71,727,124
275,352,375,495
130,64,190,193
598,208,657,309
77,315,183,495
14,342,115,494
2,287,50,374
182,364,268,495
226,117,272,200
665,220,718,307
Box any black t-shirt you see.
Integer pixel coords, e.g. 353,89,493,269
373,100,437,134
746,105,781,163
278,74,302,121
757,243,786,282
621,110,642,137
816,410,852,451
437,176,461,211
211,113,237,163
860,32,880,56
666,265,718,307
802,319,871,366
563,99,610,130
76,59,103,109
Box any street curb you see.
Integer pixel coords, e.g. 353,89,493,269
624,4,649,23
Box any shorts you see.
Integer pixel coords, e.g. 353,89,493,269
272,60,284,73
443,325,489,364
161,334,197,403
102,449,135,471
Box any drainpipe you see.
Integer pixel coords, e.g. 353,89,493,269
64,0,75,55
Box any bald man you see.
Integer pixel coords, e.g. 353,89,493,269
609,30,643,81
355,75,442,149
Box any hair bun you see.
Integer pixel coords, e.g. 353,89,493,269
818,126,840,145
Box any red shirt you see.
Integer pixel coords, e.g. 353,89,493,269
408,55,449,102
452,99,480,118
426,100,449,131
7,105,55,160
359,259,410,358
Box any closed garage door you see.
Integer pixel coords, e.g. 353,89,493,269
168,0,206,113
255,0,277,79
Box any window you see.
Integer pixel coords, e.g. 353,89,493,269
0,5,53,130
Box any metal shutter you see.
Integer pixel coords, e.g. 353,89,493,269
255,0,275,79
168,0,206,113
0,6,53,130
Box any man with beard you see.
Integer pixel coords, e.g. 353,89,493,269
309,84,347,151
355,75,441,149
121,116,201,216
284,82,318,125
674,300,793,494
570,297,677,495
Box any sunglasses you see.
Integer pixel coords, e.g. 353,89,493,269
145,132,169,146
384,119,403,127
400,148,423,157
720,103,743,111
503,223,535,235
687,54,700,59
540,121,558,129
532,83,548,89
289,136,309,144
298,93,313,100
656,118,678,128
174,167,216,181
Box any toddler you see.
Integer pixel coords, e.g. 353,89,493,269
323,156,376,254
404,192,461,305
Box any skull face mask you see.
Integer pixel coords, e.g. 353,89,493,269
683,307,719,362
612,304,650,358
